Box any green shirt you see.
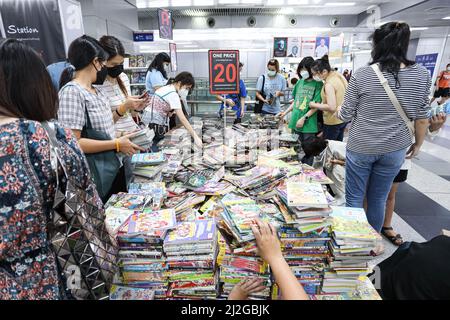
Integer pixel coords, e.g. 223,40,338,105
288,79,323,134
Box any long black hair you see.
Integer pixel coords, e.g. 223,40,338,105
0,39,58,121
148,52,171,80
59,35,109,89
167,72,195,90
297,56,315,79
311,55,332,74
99,35,128,97
370,22,415,88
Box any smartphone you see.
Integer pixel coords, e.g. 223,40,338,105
139,90,150,99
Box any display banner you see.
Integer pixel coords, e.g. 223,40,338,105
416,53,439,78
158,8,173,40
169,42,178,72
58,0,84,52
273,37,288,58
209,50,240,95
329,36,344,58
0,0,66,65
301,37,316,57
287,37,301,58
315,36,330,58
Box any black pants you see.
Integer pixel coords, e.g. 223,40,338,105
103,165,127,203
149,123,168,152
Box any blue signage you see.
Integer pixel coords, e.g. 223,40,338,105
415,53,439,78
133,32,154,42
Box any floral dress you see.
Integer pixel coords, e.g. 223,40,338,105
0,119,92,300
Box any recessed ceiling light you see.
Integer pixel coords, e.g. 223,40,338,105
410,27,429,31
443,16,450,20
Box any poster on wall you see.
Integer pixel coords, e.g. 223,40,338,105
329,36,344,58
169,42,177,72
301,37,316,57
0,0,66,65
273,37,288,58
158,8,173,40
208,50,240,95
287,37,301,58
415,53,439,78
315,36,330,58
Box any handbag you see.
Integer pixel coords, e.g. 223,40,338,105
254,75,266,114
41,121,118,300
81,107,121,202
371,63,415,136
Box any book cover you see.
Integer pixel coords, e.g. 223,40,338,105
287,182,328,208
132,152,166,166
126,209,177,235
110,285,155,300
164,220,216,246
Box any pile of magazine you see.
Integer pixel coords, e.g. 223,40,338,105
322,207,382,294
164,220,219,299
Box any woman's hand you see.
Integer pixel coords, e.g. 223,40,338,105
251,220,283,264
309,102,319,109
228,278,267,300
330,159,346,166
225,99,236,107
296,117,306,129
194,135,203,149
117,133,145,156
406,142,421,159
123,96,146,112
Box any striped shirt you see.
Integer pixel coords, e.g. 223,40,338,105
338,64,431,155
95,73,140,137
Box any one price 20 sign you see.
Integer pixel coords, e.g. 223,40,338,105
208,50,240,95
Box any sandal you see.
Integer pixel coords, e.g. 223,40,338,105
381,227,404,246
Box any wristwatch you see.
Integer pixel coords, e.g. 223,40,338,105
304,116,309,121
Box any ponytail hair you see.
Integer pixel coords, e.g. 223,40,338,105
59,35,108,89
99,35,128,97
167,72,195,90
311,55,331,74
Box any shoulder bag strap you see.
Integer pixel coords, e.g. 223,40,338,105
371,64,415,136
261,75,266,97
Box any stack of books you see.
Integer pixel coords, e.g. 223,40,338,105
132,152,167,180
129,128,154,151
115,209,178,299
128,182,167,210
163,220,219,299
276,181,332,234
322,207,382,294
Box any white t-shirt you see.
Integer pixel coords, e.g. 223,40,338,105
315,45,329,58
155,84,182,110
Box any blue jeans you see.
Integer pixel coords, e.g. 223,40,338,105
345,148,407,232
323,122,347,141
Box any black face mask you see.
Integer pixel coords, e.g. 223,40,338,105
107,64,124,78
92,62,108,85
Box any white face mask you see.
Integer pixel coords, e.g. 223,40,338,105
268,70,277,77
447,66,450,71
178,88,189,99
300,70,310,79
313,75,322,82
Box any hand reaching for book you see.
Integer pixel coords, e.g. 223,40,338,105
251,220,283,264
228,278,267,300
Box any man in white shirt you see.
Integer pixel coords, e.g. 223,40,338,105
315,38,329,58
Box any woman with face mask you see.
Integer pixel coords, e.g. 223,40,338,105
276,57,324,165
97,36,142,137
143,72,203,151
145,52,171,94
255,59,287,115
58,35,145,202
309,55,348,141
